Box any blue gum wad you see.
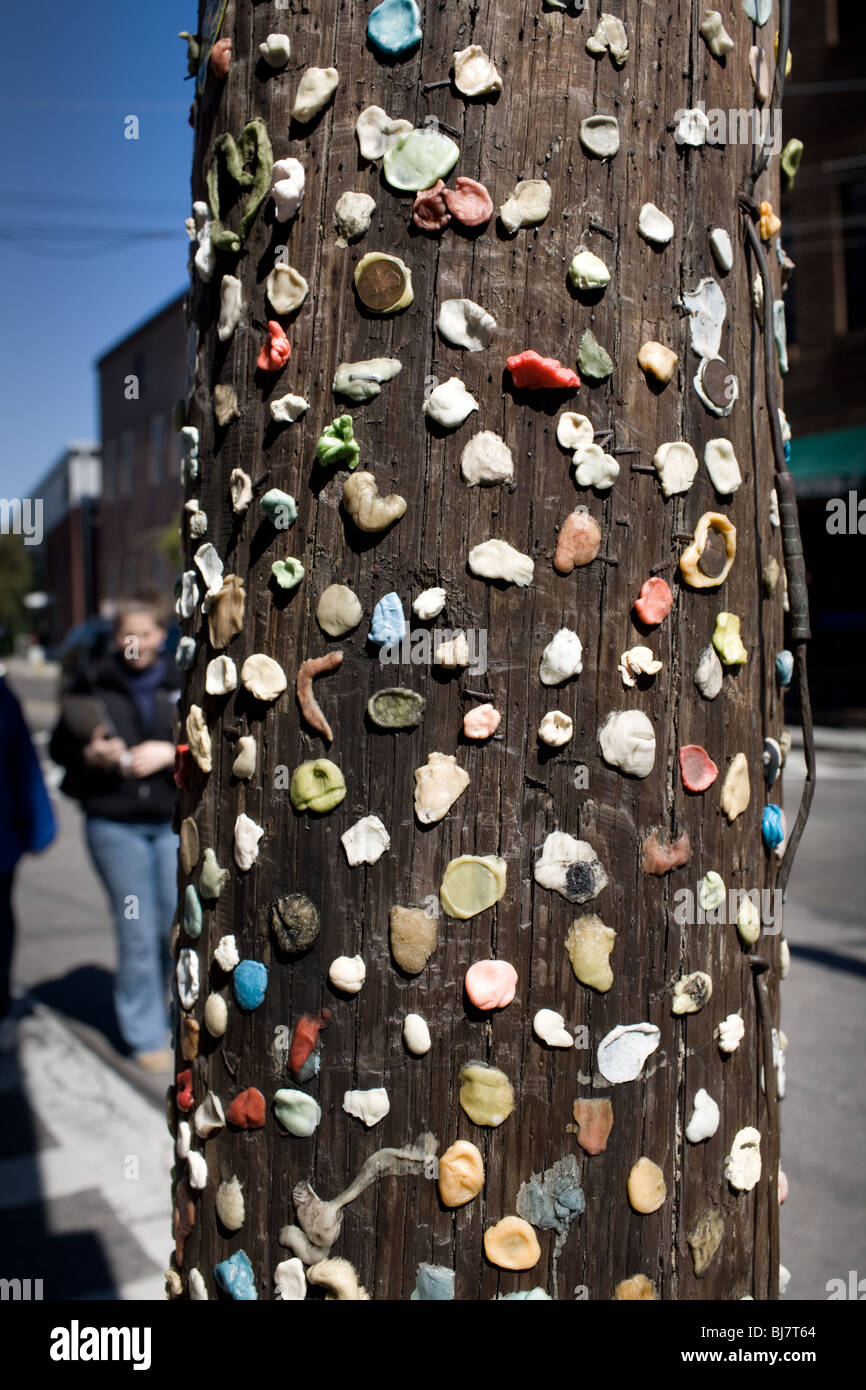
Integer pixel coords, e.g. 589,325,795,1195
260,489,297,527
369,591,406,645
516,1154,585,1239
367,0,422,55
183,884,202,939
410,1264,455,1300
214,1250,258,1300
316,415,360,469
775,649,794,687
762,804,785,851
233,959,268,1010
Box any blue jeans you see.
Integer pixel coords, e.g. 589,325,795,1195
85,817,178,1055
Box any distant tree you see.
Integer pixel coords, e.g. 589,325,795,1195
0,535,34,652
158,518,183,577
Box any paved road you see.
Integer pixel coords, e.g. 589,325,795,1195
1,658,863,1301
777,734,866,1300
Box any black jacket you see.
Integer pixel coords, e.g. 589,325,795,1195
50,651,180,824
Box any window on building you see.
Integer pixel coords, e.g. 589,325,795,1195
103,438,117,503
149,414,166,486
120,430,135,498
105,562,119,599
123,557,136,594
840,180,866,331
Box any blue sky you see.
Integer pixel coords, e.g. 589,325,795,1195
0,0,193,496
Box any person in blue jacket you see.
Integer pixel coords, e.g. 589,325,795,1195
0,672,57,1049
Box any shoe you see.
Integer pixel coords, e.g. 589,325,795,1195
134,1048,173,1073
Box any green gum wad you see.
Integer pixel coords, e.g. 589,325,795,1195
383,128,460,192
271,558,305,590
367,687,426,729
440,855,507,919
200,847,229,899
712,612,748,666
459,1063,515,1127
273,1089,321,1136
577,329,613,381
206,119,274,252
290,758,347,813
780,138,803,191
316,415,360,469
183,884,203,939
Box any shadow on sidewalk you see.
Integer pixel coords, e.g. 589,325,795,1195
0,1030,118,1300
29,965,128,1055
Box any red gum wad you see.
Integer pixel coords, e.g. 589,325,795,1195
176,1068,194,1112
226,1087,266,1129
289,1010,331,1075
507,350,580,390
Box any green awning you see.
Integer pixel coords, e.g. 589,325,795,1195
789,425,866,496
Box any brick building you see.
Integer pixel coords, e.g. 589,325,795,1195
97,292,187,614
30,442,101,649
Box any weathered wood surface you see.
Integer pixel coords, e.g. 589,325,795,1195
178,0,785,1299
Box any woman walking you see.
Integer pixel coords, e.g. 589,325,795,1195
50,597,180,1072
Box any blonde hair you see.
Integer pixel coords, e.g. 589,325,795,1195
113,594,169,633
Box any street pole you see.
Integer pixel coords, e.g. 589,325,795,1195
172,0,794,1300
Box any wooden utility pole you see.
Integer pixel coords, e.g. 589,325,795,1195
173,0,794,1300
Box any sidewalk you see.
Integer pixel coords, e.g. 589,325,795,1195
0,1003,171,1300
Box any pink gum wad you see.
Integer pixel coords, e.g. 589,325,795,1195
210,37,232,77
443,176,493,226
554,510,601,572
678,744,719,792
413,180,451,231
463,703,501,739
465,959,518,1010
572,1097,614,1155
257,321,291,371
634,576,673,625
641,829,691,875
507,350,580,391
412,176,493,231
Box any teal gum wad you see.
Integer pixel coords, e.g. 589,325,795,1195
762,804,785,852
214,1250,258,1299
411,1264,455,1300
260,489,297,528
367,0,422,56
